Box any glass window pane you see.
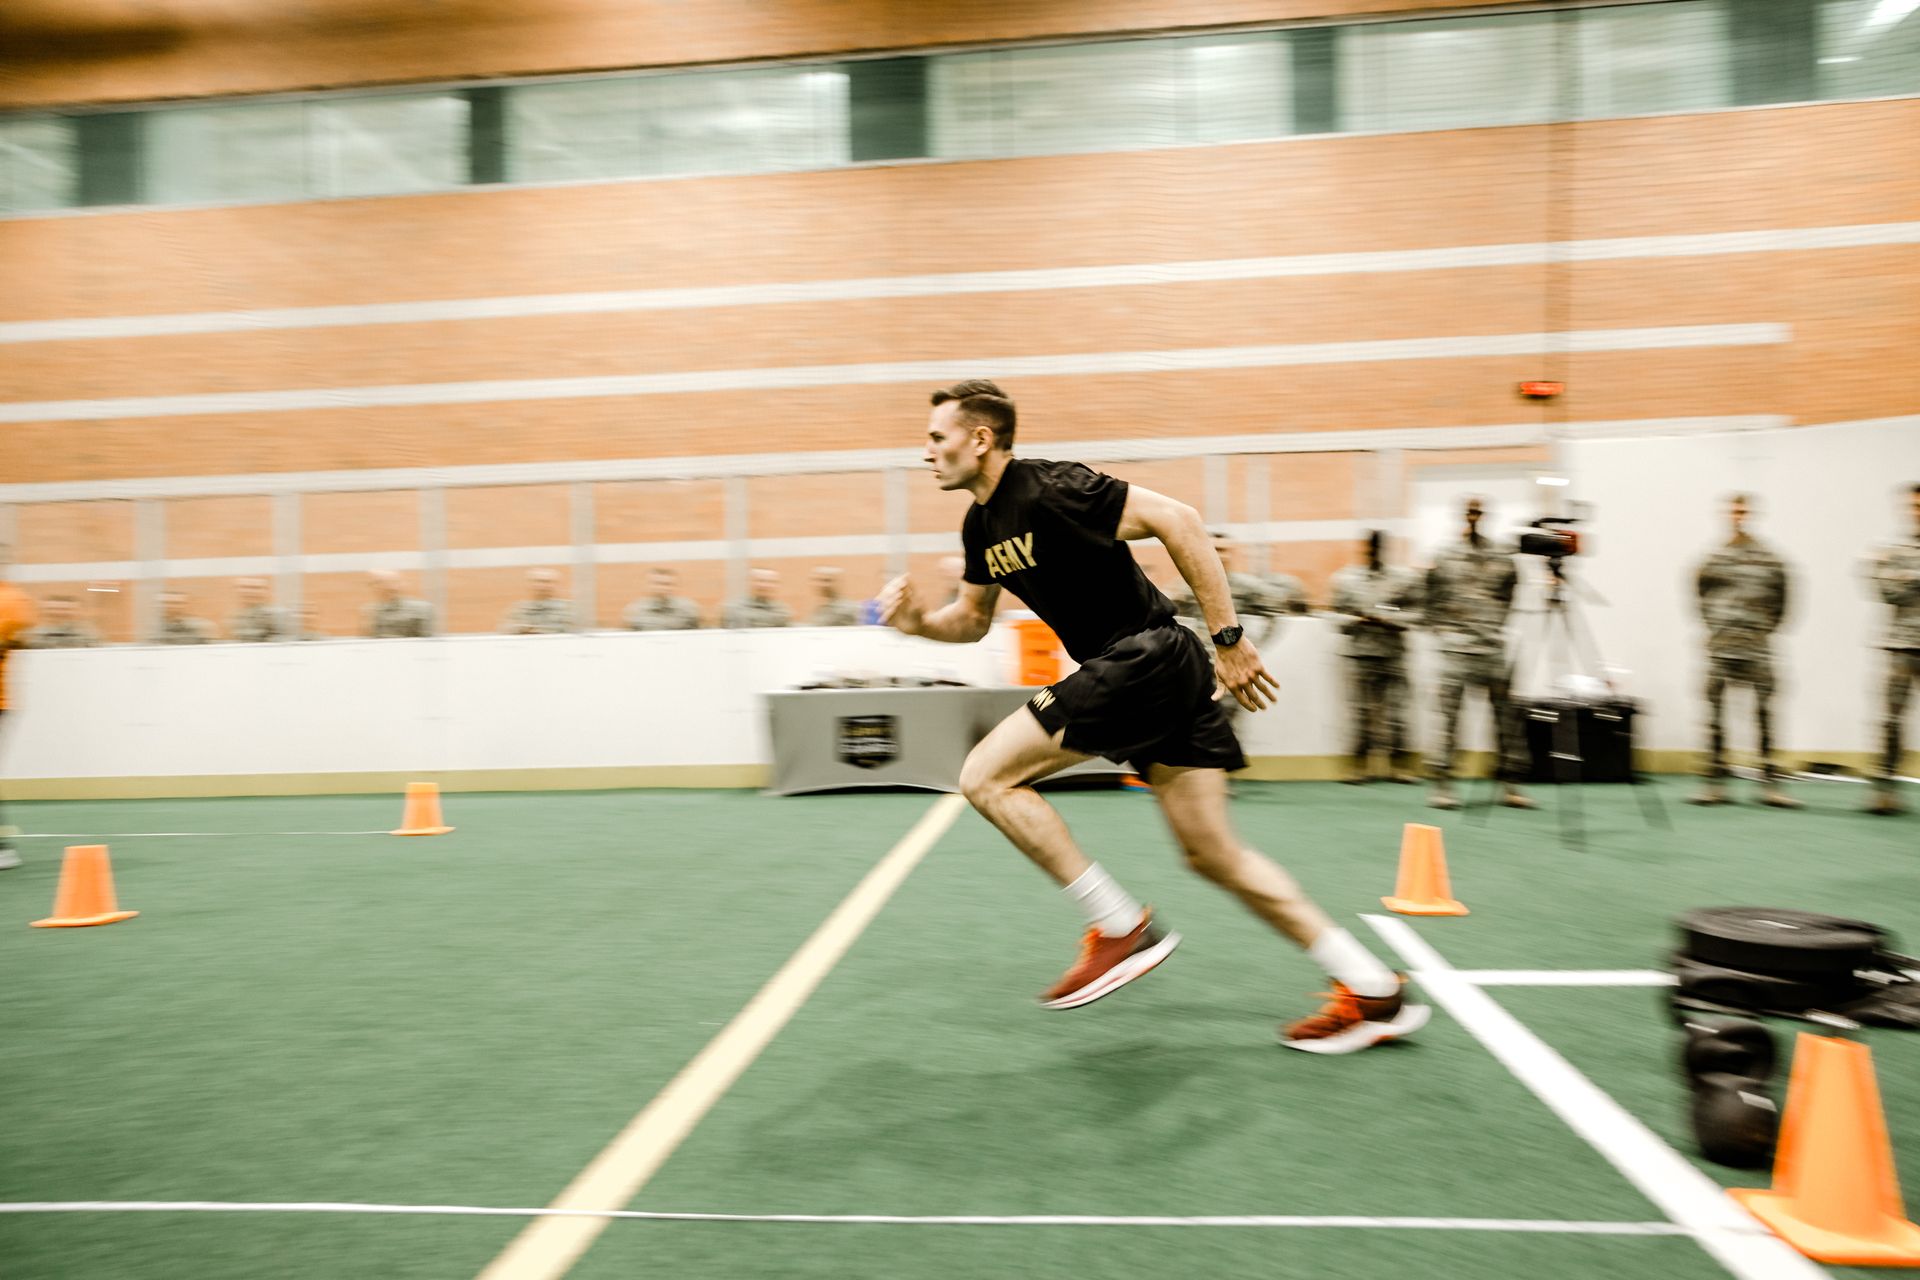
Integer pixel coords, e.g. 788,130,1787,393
506,78,647,183
145,101,308,205
932,41,1186,158
1819,0,1920,97
310,93,468,198
928,52,1004,158
1341,13,1561,133
0,115,78,213
1577,1,1732,118
631,67,849,178
1183,34,1292,143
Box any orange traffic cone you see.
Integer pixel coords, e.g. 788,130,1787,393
31,845,139,928
391,782,454,836
1381,823,1468,916
1730,1034,1920,1265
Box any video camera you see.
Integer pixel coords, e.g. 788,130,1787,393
1518,516,1583,560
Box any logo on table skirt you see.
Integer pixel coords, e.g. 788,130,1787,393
837,715,900,770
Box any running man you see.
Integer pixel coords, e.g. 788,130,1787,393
880,381,1426,1052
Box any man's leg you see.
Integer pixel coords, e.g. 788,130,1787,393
1751,657,1800,808
958,706,1100,886
1870,653,1915,814
960,708,1178,1009
1482,658,1535,808
1691,660,1730,804
1344,659,1373,782
1149,763,1427,1053
1429,656,1466,808
1384,660,1417,782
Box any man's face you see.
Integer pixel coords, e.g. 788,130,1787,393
751,569,778,600
237,578,267,606
161,593,186,618
47,597,77,623
1908,490,1920,533
1212,537,1239,573
1463,499,1484,536
529,571,556,600
813,568,840,596
925,402,987,491
1729,497,1750,536
370,573,399,601
650,570,675,598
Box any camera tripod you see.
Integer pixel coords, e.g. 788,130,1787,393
1470,555,1668,849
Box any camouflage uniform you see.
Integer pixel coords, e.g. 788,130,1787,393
499,598,576,634
808,598,863,627
1173,571,1290,724
1867,537,1920,789
1329,564,1421,767
624,595,701,631
722,597,791,629
21,621,101,649
1262,572,1313,618
149,616,215,645
365,598,436,638
229,605,292,643
1425,539,1529,781
1696,539,1791,780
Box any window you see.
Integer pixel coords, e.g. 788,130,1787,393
1341,13,1562,133
145,101,308,205
0,115,77,213
933,41,1186,158
309,93,468,198
1186,34,1293,143
1819,0,1920,97
1577,1,1733,117
507,78,648,183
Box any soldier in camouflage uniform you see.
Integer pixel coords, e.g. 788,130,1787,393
1691,493,1797,807
624,566,702,631
21,594,101,648
499,568,576,634
722,567,791,629
1330,530,1421,784
363,570,436,638
1424,498,1534,810
807,566,864,627
228,577,293,643
1864,482,1920,815
149,591,215,645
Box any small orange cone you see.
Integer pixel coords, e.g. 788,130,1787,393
1730,1034,1920,1265
391,782,454,836
1381,823,1468,916
31,845,139,928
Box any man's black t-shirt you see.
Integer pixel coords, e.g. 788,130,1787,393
962,458,1175,662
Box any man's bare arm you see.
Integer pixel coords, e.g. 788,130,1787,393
879,576,1000,643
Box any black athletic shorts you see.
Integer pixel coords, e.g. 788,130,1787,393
1023,621,1247,774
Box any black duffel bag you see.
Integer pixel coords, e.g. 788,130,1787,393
1668,907,1920,1029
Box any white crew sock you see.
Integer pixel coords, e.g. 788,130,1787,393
1062,863,1146,937
1308,927,1398,998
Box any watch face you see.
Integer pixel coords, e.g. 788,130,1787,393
1215,626,1243,647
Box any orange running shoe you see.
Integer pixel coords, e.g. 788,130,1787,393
1038,911,1180,1010
1280,975,1430,1054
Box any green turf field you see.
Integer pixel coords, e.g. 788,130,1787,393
2,779,1915,1279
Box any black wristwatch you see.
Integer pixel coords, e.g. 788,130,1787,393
1211,625,1244,648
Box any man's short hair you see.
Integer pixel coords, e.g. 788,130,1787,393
931,379,1016,451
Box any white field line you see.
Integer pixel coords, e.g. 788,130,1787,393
1364,914,1826,1280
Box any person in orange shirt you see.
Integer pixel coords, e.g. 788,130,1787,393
0,556,38,870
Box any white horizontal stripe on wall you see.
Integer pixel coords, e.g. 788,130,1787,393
0,418,1782,505
0,326,1789,425
11,521,1409,584
0,223,1909,345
